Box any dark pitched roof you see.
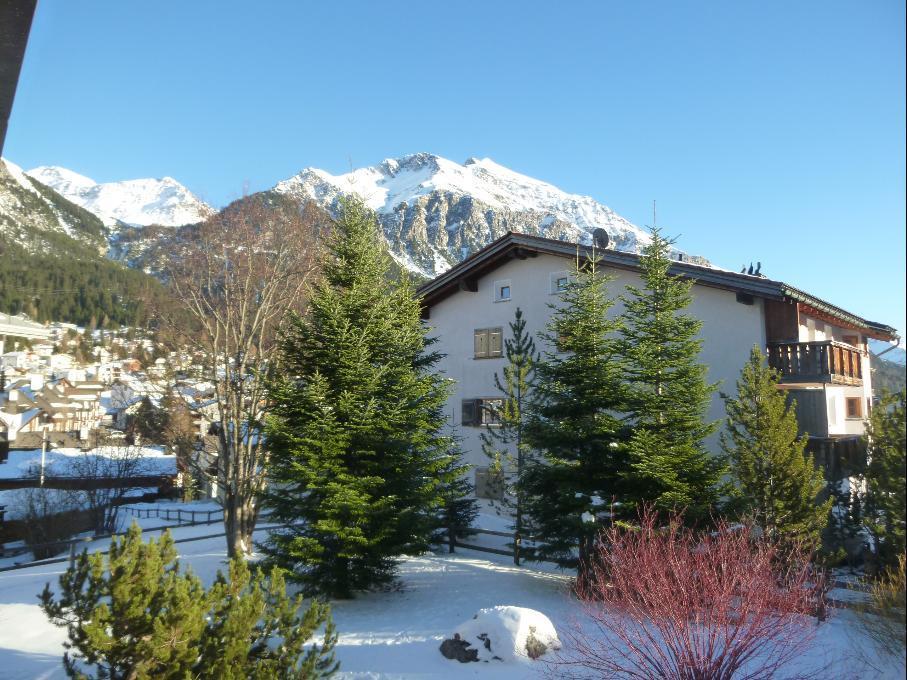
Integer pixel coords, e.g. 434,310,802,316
417,232,898,340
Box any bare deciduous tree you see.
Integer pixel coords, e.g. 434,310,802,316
67,441,152,535
159,195,324,557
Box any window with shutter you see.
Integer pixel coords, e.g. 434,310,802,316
461,399,478,426
481,398,504,426
461,398,504,427
489,329,503,357
474,327,503,359
474,330,489,358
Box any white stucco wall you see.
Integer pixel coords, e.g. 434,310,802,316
427,253,767,471
824,384,871,436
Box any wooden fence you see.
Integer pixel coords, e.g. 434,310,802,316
122,506,223,526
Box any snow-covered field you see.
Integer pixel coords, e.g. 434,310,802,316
0,515,902,679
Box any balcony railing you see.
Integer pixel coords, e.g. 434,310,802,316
767,340,864,385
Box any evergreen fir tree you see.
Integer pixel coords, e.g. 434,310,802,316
434,448,480,547
823,471,866,568
863,390,906,572
619,227,724,520
523,254,631,576
39,524,337,679
262,198,463,598
721,347,831,547
481,307,540,548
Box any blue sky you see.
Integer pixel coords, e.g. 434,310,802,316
7,1,905,337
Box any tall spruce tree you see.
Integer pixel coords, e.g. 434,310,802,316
619,227,724,520
523,255,631,576
481,307,540,549
863,390,906,571
721,347,830,547
262,198,466,598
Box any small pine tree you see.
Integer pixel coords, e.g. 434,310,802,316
481,307,540,546
434,447,480,546
523,254,631,577
721,347,831,547
263,198,465,598
39,524,337,679
619,227,724,520
863,390,906,572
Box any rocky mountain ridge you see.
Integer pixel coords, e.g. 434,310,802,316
273,153,672,276
0,158,108,255
9,153,702,278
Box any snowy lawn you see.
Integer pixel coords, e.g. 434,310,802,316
0,520,902,679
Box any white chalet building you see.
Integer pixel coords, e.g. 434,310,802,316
417,232,898,498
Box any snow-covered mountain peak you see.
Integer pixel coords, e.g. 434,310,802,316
26,165,214,228
1,158,41,195
27,165,96,195
273,153,661,276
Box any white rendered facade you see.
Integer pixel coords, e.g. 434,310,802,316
418,233,895,491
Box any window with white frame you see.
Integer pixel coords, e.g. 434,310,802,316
494,279,511,302
550,270,571,294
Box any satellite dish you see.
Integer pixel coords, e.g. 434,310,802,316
592,228,610,250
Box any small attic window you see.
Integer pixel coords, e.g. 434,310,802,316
494,280,511,303
550,271,571,294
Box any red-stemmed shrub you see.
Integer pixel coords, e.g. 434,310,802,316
558,508,829,679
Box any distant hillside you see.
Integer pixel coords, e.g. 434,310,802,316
871,353,907,395
0,159,167,327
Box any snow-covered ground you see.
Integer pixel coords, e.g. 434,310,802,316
0,515,902,679
0,445,175,480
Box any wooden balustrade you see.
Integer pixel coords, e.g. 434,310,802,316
766,340,864,385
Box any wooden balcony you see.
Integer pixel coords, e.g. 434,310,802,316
767,340,864,385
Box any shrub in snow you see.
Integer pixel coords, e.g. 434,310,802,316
559,507,829,679
857,553,906,660
440,606,561,664
39,523,339,679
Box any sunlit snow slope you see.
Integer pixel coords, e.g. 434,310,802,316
27,165,214,228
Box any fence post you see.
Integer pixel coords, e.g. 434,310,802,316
514,532,521,566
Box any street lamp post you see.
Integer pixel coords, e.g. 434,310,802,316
39,416,50,487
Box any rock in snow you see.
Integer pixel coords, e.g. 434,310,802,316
440,606,561,664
